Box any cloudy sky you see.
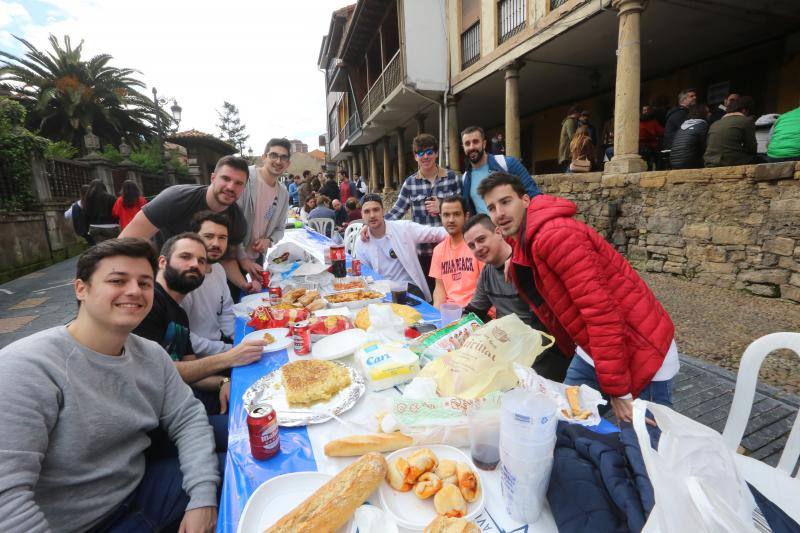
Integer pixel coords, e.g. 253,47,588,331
1,0,352,152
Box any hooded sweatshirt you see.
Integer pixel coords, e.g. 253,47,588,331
509,195,674,397
669,118,709,169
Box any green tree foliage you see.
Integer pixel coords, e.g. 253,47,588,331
0,98,49,211
0,35,170,149
43,140,78,160
216,101,248,154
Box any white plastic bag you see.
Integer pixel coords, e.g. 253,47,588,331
633,400,757,533
514,363,606,426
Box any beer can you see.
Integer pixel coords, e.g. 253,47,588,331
268,284,282,306
292,320,312,355
260,270,271,288
351,259,361,276
247,402,280,460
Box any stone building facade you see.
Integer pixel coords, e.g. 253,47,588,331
536,162,800,303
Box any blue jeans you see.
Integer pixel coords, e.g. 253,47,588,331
563,355,673,414
92,453,225,532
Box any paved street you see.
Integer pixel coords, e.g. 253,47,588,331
0,258,797,470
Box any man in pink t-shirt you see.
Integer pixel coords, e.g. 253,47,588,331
430,196,483,308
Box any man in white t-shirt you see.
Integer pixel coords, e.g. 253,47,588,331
181,211,236,356
354,193,446,302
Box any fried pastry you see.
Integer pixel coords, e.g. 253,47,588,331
386,457,413,492
433,484,467,518
405,448,438,484
456,462,480,503
414,472,443,499
435,459,458,486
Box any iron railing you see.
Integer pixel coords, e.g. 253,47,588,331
550,0,568,10
499,0,526,44
461,22,481,69
339,112,361,146
360,50,404,120
46,158,92,199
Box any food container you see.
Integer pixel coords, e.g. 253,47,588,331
331,276,367,292
323,289,386,310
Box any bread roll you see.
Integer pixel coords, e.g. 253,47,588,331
265,452,387,533
435,459,457,486
386,457,413,491
324,433,413,457
433,484,467,518
456,462,480,503
406,448,438,484
413,472,443,499
424,516,481,533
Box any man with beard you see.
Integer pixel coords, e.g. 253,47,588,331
180,211,236,357
430,196,483,308
477,173,678,423
460,125,539,216
134,233,266,416
463,214,570,381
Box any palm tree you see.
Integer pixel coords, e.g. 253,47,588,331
0,34,170,149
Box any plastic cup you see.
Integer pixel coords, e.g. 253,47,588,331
390,281,409,304
439,303,462,328
468,403,501,470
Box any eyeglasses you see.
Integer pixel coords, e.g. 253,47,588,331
415,149,436,158
267,152,290,162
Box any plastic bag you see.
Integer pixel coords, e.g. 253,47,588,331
411,313,484,365
633,400,757,533
514,364,606,426
364,303,406,343
417,314,554,398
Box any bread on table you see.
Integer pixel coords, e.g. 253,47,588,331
456,462,480,503
413,472,443,499
405,448,438,484
424,516,481,533
324,433,413,457
435,459,457,486
386,457,413,492
265,452,387,533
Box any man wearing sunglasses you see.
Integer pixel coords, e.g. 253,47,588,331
385,133,462,292
460,125,540,215
229,138,292,293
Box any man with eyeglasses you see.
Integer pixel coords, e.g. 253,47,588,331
460,125,540,215
355,193,446,302
384,133,462,292
229,138,292,292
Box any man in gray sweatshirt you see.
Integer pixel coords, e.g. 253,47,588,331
0,239,220,532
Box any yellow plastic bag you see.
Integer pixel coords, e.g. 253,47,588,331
418,314,554,398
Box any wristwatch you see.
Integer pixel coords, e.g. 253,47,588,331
219,377,231,392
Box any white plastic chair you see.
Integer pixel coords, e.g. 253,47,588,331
721,332,800,522
307,218,334,238
343,221,363,258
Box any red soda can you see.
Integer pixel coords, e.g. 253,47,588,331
268,284,282,306
292,320,311,355
351,259,361,276
247,402,280,460
260,270,270,288
330,245,346,262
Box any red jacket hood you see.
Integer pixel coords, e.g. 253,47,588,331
522,195,578,244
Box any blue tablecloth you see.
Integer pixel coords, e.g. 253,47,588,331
216,228,617,532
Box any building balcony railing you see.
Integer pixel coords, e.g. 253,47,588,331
499,0,526,44
461,22,481,70
550,0,568,10
360,49,404,121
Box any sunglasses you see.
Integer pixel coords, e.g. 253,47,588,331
389,249,398,259
267,152,290,162
415,148,436,158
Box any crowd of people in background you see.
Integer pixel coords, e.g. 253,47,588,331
559,89,800,172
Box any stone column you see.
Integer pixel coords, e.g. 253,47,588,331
415,114,426,136
382,136,393,192
358,148,367,179
446,96,461,172
368,143,379,193
605,0,647,173
502,60,523,159
395,127,407,183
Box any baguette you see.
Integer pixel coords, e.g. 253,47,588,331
265,452,387,533
324,432,413,457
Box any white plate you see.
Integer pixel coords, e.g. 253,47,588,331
240,292,271,306
236,471,351,533
379,445,485,531
312,329,367,360
242,328,292,353
323,290,387,310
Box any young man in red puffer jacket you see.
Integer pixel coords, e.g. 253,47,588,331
477,172,678,423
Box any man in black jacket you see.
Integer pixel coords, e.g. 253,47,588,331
319,172,340,201
662,88,697,150
669,104,710,169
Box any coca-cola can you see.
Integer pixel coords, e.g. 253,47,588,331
351,259,361,276
292,320,311,355
247,402,280,460
260,270,271,288
330,245,346,262
268,285,282,306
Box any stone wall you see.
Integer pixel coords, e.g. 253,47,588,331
536,161,800,303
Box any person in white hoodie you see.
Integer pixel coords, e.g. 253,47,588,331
354,193,446,302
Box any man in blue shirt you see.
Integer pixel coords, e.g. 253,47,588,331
460,125,540,215
287,174,301,206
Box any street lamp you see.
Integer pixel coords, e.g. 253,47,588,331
152,87,183,180
170,100,182,129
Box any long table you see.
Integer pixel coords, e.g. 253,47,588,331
217,228,616,533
